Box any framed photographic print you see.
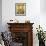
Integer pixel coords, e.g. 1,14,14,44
15,3,26,16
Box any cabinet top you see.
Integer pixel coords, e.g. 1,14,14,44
7,23,34,25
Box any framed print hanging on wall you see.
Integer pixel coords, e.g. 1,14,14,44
15,3,26,16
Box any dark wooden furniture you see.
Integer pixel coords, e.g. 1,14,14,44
7,23,34,46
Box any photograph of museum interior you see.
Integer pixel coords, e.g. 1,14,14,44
0,0,46,46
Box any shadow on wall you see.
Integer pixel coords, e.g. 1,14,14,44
0,0,2,32
40,0,46,14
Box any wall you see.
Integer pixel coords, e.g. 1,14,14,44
0,0,2,32
2,0,40,30
40,0,46,31
40,0,46,13
2,0,46,46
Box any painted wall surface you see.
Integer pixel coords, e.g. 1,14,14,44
40,0,46,13
2,0,40,31
2,0,46,46
0,0,2,32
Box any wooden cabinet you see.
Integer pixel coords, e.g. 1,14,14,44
7,23,34,46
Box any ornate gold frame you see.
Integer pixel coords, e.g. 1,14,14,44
15,3,26,16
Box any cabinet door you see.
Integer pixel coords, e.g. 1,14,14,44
11,32,28,46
